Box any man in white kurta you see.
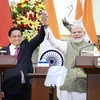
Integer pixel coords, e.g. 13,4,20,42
41,10,94,100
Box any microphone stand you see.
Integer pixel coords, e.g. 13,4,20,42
79,41,96,56
49,85,56,100
97,35,100,48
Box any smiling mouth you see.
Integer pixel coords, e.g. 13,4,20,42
74,37,80,39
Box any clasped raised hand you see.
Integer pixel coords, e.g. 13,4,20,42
41,10,48,26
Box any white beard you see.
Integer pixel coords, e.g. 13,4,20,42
72,36,84,43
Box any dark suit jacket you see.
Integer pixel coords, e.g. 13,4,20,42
1,26,45,96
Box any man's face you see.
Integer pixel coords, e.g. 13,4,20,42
71,25,85,43
8,30,22,46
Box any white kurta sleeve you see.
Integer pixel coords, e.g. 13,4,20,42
44,27,67,55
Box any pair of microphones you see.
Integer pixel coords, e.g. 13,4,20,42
79,40,99,56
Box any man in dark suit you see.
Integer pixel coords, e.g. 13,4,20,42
1,25,45,100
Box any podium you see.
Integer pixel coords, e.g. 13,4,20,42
27,67,57,100
75,56,100,100
0,55,16,99
0,55,16,72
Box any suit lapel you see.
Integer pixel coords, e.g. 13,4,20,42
18,40,26,62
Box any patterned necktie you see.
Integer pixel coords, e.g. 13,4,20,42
15,47,19,62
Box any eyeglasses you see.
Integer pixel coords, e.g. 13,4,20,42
11,35,22,38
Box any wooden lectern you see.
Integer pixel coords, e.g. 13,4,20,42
75,56,100,100
27,67,57,100
0,55,16,100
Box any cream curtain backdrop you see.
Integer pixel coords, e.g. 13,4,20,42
53,0,100,35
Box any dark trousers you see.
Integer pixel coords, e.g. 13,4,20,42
3,84,31,100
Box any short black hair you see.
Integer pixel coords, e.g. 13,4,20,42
8,27,23,37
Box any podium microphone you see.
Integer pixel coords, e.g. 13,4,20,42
97,35,100,48
79,41,95,56
0,50,7,55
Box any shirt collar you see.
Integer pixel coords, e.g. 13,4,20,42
10,44,20,49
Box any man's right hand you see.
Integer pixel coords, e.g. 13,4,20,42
41,10,48,26
1,92,4,98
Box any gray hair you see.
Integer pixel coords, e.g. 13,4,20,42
71,23,85,31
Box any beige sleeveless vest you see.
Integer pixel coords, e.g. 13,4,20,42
60,40,94,92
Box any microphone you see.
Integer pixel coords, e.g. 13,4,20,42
0,50,7,55
97,35,100,48
79,41,95,56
